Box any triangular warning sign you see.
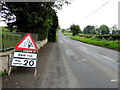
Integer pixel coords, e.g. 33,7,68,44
14,33,38,51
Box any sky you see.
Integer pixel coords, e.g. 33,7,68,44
0,0,119,29
57,0,119,30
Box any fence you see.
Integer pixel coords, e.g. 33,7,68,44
0,31,38,52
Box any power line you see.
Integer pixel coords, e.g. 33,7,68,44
82,0,111,21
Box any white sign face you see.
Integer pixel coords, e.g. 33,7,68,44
11,52,37,67
13,52,37,59
18,35,36,49
12,58,36,67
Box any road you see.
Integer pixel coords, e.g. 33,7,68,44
58,32,118,88
2,32,119,88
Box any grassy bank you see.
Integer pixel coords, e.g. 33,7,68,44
70,36,120,51
62,32,72,36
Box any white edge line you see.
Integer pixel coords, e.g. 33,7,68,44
99,54,118,64
111,79,117,82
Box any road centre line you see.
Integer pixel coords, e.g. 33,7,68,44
82,59,87,61
111,79,117,82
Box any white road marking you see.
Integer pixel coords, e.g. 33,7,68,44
82,59,87,61
99,54,117,63
111,79,117,82
59,40,63,43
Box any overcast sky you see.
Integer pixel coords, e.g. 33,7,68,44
57,0,119,30
0,0,119,29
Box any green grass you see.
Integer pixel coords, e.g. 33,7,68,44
70,36,120,50
0,68,17,77
62,32,72,36
0,71,8,76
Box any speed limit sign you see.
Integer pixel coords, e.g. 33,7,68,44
11,52,37,67
8,33,38,76
12,58,36,67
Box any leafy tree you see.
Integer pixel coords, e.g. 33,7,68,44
112,30,120,35
70,24,81,36
4,2,55,33
1,1,16,32
99,24,110,35
1,1,71,41
61,29,65,33
90,28,96,34
48,11,58,42
83,25,95,34
111,25,119,34
96,28,101,35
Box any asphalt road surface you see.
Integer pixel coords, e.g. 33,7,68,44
2,32,119,88
58,32,118,88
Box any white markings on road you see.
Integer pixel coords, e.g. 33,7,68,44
99,54,118,63
82,59,87,61
59,40,63,43
111,79,117,82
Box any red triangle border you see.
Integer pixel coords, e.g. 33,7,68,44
14,33,38,51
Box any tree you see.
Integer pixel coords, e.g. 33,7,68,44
90,27,96,34
1,1,71,41
0,1,16,32
70,24,81,36
4,2,55,32
111,25,119,34
48,11,58,42
96,28,101,35
83,25,95,34
99,24,110,35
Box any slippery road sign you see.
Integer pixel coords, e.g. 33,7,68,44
14,33,38,51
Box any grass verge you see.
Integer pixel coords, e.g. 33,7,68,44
70,36,120,51
62,32,72,36
0,68,17,77
0,71,8,77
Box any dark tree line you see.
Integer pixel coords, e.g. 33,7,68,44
69,24,119,36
